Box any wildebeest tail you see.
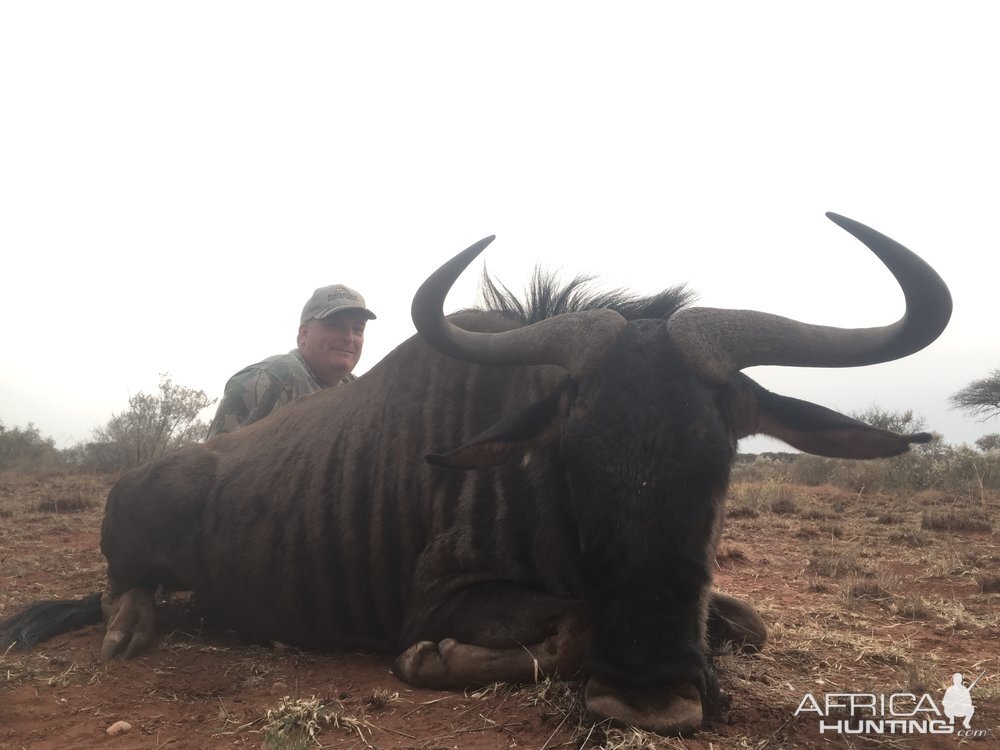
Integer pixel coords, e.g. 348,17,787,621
0,592,103,650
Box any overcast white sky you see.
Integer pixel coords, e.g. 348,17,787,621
2,3,998,453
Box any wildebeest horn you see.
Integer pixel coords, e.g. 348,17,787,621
412,236,627,377
665,213,953,383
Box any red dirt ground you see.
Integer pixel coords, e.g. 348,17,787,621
1,473,997,749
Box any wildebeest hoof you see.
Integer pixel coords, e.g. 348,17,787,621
707,592,767,653
584,676,702,736
99,588,155,662
392,638,458,687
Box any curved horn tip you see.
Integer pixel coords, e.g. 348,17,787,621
450,235,497,262
824,212,904,250
825,211,858,229
450,235,496,264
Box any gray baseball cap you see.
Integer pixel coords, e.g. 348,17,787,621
300,284,377,324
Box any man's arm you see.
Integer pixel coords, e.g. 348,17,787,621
206,370,292,439
207,353,351,439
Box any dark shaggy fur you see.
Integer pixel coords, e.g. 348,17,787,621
478,269,696,324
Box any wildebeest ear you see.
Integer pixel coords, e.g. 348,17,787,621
745,378,932,459
427,378,573,470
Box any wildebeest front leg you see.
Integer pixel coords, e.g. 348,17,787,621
394,635,578,688
99,578,155,661
393,582,589,688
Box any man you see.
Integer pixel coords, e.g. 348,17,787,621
207,284,375,438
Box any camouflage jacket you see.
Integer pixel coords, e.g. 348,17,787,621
206,349,356,438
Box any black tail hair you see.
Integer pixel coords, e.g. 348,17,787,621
0,592,103,650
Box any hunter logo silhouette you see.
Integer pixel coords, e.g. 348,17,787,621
942,671,982,730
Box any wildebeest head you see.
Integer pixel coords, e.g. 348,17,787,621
410,213,951,731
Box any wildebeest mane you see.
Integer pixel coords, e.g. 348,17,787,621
477,268,695,324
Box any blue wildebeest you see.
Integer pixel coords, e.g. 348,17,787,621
1,213,951,735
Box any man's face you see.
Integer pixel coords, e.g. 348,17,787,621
297,310,368,385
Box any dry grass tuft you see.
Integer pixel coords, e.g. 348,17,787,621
817,522,844,539
893,595,932,621
977,572,1000,594
46,660,79,687
34,495,95,514
770,496,798,515
363,687,399,710
971,674,1000,701
595,726,673,749
807,550,873,578
887,529,932,547
925,550,983,578
726,504,759,519
515,676,588,734
1,644,59,688
1,644,38,687
794,525,820,540
806,577,831,593
802,508,832,521
727,481,802,519
263,695,372,749
467,681,517,700
767,616,913,670
716,542,749,565
931,597,1000,632
224,656,274,689
843,574,898,607
901,660,942,695
921,510,993,533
